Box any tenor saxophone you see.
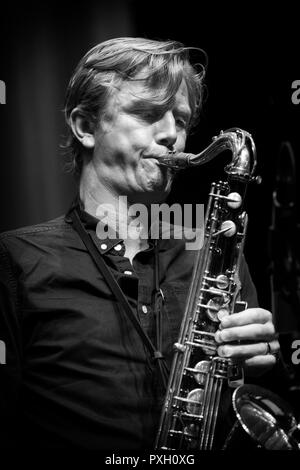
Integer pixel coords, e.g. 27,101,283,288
152,128,300,451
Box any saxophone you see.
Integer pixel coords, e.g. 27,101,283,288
152,128,300,451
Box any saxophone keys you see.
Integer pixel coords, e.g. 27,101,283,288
186,388,204,415
227,192,242,209
194,360,210,385
220,220,236,237
209,191,242,209
212,220,236,238
217,308,230,321
174,342,186,353
207,295,230,322
183,423,200,440
216,274,230,289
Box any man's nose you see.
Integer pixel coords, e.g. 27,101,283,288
154,111,177,148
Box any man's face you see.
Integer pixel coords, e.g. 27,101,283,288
91,79,191,204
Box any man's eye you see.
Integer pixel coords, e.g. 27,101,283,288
142,110,161,122
130,109,158,123
142,111,155,120
176,117,188,129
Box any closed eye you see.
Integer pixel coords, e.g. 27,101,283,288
175,116,188,129
124,101,164,123
174,112,190,130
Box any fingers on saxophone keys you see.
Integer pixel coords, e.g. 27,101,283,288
217,341,278,360
219,308,273,329
215,322,275,344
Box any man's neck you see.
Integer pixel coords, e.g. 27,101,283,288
79,162,149,264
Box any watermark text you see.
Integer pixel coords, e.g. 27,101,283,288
0,340,6,364
95,196,204,250
291,339,300,365
291,80,300,105
0,80,6,104
104,453,195,466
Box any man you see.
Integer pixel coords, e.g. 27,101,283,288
0,37,278,449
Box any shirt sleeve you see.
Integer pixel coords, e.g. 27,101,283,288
0,240,23,447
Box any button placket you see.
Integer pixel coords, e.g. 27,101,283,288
114,244,123,252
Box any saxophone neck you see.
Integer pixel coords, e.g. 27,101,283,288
153,128,260,184
221,128,257,183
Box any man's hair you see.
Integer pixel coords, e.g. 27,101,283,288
63,37,206,176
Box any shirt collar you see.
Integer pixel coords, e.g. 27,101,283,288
65,194,155,255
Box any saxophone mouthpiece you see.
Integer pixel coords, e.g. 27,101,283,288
143,151,191,170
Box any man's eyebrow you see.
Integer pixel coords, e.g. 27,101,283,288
123,97,192,121
123,99,166,114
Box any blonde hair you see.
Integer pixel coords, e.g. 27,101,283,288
63,37,206,175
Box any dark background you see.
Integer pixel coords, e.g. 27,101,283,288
0,1,299,326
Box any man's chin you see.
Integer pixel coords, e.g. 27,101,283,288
141,180,173,204
148,167,175,190
141,157,171,179
133,163,174,202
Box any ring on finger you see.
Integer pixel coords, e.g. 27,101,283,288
264,342,272,355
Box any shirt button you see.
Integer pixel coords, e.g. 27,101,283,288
141,305,148,314
124,270,132,275
114,244,122,252
100,243,108,250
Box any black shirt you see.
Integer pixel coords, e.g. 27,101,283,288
0,201,258,449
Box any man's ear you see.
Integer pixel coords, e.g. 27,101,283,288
69,108,95,149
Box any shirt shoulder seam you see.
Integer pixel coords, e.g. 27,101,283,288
0,220,73,240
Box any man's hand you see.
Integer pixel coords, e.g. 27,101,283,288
215,308,279,375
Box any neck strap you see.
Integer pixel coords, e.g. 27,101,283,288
69,207,169,390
